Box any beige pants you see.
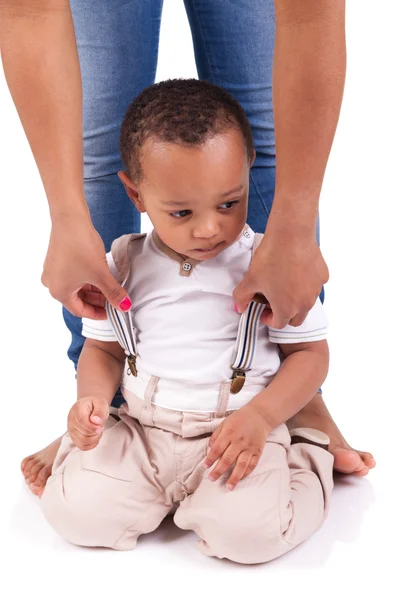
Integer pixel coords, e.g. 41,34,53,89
41,378,333,564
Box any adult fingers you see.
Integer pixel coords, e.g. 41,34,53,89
288,310,310,327
264,304,311,329
95,268,132,312
80,289,106,308
62,294,107,320
235,279,293,329
260,305,292,330
259,306,273,326
232,274,257,314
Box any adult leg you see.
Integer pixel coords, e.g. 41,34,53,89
22,0,164,494
184,0,375,475
287,393,376,476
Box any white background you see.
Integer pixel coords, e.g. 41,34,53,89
1,2,399,599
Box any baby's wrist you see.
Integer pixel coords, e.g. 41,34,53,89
76,394,111,405
248,397,277,432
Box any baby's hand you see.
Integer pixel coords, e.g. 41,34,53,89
204,403,270,491
67,396,110,451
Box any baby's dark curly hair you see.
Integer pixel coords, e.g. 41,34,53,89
120,79,254,182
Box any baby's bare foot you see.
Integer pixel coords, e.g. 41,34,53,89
287,394,376,477
21,436,63,497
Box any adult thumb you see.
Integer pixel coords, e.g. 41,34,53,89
233,277,256,314
98,270,132,312
89,398,109,426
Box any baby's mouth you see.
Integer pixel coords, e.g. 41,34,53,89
193,241,223,253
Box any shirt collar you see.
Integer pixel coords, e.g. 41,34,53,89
151,225,251,277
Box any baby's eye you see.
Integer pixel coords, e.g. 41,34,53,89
219,200,239,210
170,209,191,218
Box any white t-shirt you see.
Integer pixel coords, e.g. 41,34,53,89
82,227,328,412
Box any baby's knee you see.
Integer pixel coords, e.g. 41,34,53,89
41,470,128,549
176,489,287,564
201,508,290,564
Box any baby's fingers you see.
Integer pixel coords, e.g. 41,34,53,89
74,402,103,435
70,428,101,451
208,445,241,482
225,451,255,491
204,434,230,469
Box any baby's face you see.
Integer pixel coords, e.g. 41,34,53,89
124,129,252,260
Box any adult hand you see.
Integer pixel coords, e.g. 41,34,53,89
42,217,131,319
234,226,329,329
67,395,110,451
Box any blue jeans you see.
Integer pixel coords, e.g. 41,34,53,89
65,0,321,407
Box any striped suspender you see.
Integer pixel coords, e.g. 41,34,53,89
229,233,268,394
106,302,138,376
105,233,146,377
229,294,267,393
106,231,267,392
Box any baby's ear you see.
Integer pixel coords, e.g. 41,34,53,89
118,171,146,213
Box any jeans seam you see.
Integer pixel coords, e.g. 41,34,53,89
250,170,272,220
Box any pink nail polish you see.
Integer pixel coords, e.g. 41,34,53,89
234,303,239,313
119,296,132,311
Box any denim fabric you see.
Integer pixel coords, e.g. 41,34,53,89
64,0,322,407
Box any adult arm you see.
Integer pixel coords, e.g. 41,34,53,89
1,1,131,317
234,0,346,328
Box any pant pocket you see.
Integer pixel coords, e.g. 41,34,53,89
80,417,148,482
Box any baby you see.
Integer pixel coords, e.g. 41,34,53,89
41,79,333,564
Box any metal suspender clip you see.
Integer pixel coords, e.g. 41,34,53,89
230,368,246,394
127,354,137,377
229,292,268,394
